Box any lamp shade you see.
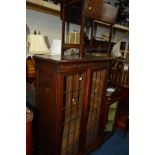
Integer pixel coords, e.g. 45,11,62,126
28,34,49,54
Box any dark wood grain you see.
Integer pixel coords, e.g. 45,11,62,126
26,109,33,155
34,55,111,155
26,121,33,155
84,0,118,24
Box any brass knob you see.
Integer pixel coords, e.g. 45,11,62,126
72,98,76,104
79,77,82,80
95,88,98,93
88,6,92,10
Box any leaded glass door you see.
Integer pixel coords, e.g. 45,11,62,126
85,69,107,147
61,72,86,155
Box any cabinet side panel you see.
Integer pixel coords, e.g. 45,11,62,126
36,69,55,155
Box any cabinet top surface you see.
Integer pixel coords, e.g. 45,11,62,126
33,55,113,64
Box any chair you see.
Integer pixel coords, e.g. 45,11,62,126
26,57,35,84
61,0,118,58
108,58,129,135
109,59,129,88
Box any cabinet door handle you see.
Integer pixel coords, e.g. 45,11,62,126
79,77,83,80
88,6,92,10
72,98,76,104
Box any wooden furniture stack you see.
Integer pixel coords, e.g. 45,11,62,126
105,59,129,136
33,0,118,154
61,0,118,57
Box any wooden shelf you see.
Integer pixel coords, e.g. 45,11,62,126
94,20,129,31
65,0,82,5
63,44,79,49
84,44,110,49
114,24,129,31
26,1,60,16
26,1,129,31
63,43,112,50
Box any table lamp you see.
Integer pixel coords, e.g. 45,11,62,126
27,34,49,57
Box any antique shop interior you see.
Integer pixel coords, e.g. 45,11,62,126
26,0,129,155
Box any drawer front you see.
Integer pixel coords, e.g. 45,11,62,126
84,0,118,24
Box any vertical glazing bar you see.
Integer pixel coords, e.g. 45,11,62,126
90,20,94,45
88,71,97,141
71,74,80,155
108,25,113,56
61,3,66,56
65,75,73,155
61,76,67,155
79,0,86,58
78,70,90,151
98,68,109,138
92,71,102,137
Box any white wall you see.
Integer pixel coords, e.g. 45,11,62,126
26,9,80,49
26,9,62,47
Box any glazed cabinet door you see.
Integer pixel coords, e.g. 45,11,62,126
61,72,86,155
85,68,108,148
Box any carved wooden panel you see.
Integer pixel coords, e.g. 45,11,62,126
36,70,55,154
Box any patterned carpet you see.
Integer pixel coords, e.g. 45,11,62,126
90,128,129,155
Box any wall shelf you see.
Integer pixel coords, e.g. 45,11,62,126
26,1,60,16
94,20,129,31
114,24,129,31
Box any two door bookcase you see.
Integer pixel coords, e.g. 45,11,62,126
34,55,112,155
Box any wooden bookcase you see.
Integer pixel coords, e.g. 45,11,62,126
34,55,112,155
